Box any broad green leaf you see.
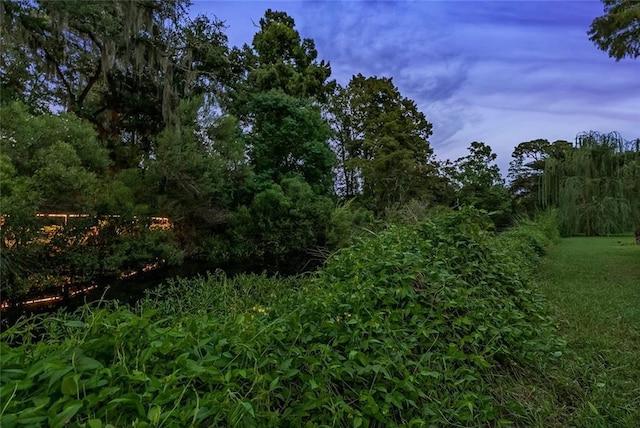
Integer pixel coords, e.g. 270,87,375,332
49,400,83,428
60,375,78,396
147,406,161,424
76,356,103,372
241,402,255,417
87,419,102,428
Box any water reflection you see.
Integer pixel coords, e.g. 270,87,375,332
0,260,214,329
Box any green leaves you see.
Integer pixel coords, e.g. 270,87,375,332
446,142,513,228
218,176,334,270
542,131,640,237
246,91,335,193
228,9,332,110
327,75,436,213
60,376,79,396
49,400,83,428
588,0,640,60
0,209,562,426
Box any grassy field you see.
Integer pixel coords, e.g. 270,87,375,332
510,236,640,426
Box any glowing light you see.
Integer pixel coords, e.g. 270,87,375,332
69,285,97,296
33,213,171,228
1,284,100,310
119,271,138,279
1,213,172,310
23,296,62,305
119,259,165,279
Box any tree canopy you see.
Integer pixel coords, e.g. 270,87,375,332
542,132,640,238
327,74,439,213
225,9,333,120
446,142,513,227
0,0,230,169
2,3,640,303
508,139,573,212
588,0,640,60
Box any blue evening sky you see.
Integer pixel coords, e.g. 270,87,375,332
191,0,639,173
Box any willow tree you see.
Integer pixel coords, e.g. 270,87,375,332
542,131,640,241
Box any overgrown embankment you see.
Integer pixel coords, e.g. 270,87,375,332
0,209,563,427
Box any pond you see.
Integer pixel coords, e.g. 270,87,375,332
0,260,216,329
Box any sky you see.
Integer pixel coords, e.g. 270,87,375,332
191,0,640,173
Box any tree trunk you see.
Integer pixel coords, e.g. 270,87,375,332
635,227,640,245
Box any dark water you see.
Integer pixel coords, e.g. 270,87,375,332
0,253,322,331
0,260,215,328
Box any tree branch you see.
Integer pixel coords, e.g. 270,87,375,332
77,57,102,107
42,46,75,110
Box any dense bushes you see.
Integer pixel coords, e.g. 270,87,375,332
0,104,181,302
498,210,559,262
0,209,562,427
208,177,334,270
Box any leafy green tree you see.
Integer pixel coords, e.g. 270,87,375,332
508,139,573,213
245,91,335,195
219,176,334,271
93,14,231,169
0,154,41,299
0,102,182,301
327,75,438,214
32,141,100,212
146,98,248,253
326,84,362,198
211,10,339,269
588,0,640,60
447,142,513,227
0,102,108,210
542,131,640,238
226,9,332,118
0,0,185,112
0,104,108,299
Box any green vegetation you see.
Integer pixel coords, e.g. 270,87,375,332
0,2,638,425
495,235,640,426
508,132,640,241
2,1,638,303
544,236,640,425
446,141,513,228
589,0,640,60
327,74,441,214
508,138,573,213
0,103,182,300
542,132,640,239
0,210,564,427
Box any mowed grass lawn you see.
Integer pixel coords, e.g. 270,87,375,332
532,236,640,426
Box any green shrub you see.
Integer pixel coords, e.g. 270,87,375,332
0,209,562,427
325,201,376,249
499,210,560,264
207,177,334,271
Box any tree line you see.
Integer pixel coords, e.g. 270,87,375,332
1,1,638,301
